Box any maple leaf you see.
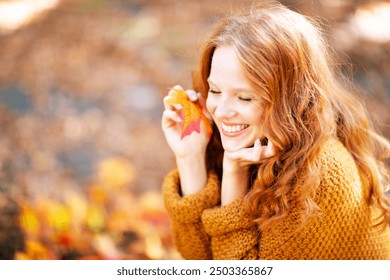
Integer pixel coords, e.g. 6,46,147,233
166,88,212,139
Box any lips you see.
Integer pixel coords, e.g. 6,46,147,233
221,122,249,133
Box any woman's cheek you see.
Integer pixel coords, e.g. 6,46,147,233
206,97,216,117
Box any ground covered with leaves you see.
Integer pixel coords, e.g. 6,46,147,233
0,0,389,259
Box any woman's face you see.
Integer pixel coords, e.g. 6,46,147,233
206,46,265,152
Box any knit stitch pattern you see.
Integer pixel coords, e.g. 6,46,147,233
162,138,390,259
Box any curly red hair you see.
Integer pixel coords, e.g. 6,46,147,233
193,1,390,231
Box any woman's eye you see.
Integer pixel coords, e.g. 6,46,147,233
238,96,252,102
208,89,221,95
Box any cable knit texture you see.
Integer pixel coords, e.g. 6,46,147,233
162,138,390,259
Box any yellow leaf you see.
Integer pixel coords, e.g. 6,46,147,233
88,184,107,205
166,88,212,139
65,190,88,227
85,205,105,233
46,202,72,231
19,206,40,236
17,240,53,260
98,157,135,188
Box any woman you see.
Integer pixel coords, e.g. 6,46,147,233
161,1,390,259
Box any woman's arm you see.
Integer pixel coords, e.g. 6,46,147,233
201,197,259,259
163,169,259,260
221,139,275,205
176,154,207,196
198,139,275,259
221,158,249,205
161,85,211,196
162,169,220,259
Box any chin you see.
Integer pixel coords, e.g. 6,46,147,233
221,139,253,152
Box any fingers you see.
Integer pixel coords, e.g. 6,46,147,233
164,85,211,122
165,85,202,103
170,85,199,101
163,85,213,132
225,138,276,165
163,95,183,110
262,139,276,158
187,89,198,102
162,109,182,125
252,138,263,161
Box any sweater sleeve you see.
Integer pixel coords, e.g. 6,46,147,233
163,169,259,259
201,198,259,259
162,169,221,259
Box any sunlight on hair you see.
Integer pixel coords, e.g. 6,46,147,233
0,0,59,32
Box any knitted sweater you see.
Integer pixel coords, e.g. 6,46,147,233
162,138,390,259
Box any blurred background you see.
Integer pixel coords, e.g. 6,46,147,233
0,0,389,260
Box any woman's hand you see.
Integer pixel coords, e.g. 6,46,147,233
223,138,276,172
161,85,212,196
221,139,276,205
161,85,211,160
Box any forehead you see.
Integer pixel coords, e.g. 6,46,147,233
208,46,250,88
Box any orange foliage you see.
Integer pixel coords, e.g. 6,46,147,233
15,156,180,260
166,88,212,139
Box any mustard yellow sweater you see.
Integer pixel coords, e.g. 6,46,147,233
163,138,390,259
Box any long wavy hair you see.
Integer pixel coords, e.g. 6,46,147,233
192,2,390,231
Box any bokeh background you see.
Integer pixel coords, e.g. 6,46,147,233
0,0,389,260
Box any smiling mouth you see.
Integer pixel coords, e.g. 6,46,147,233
221,123,249,133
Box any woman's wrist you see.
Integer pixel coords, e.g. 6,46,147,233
221,168,249,205
223,156,249,174
221,157,249,205
176,153,207,196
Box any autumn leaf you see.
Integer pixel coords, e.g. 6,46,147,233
85,205,105,233
42,200,72,232
19,205,40,236
98,157,135,189
15,240,55,260
166,88,212,139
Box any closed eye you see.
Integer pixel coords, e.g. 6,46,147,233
208,89,221,95
238,96,252,102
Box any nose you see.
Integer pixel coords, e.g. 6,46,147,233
214,96,237,119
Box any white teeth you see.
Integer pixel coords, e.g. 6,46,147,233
221,123,249,133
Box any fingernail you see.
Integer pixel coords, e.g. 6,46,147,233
188,90,198,101
255,138,261,146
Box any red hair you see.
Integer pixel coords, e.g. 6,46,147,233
193,2,390,230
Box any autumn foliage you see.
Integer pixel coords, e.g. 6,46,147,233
0,0,389,261
16,156,180,260
166,88,212,139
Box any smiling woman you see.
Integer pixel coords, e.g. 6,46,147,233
206,46,265,153
160,1,390,260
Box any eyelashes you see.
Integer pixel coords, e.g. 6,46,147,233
238,97,252,102
208,88,254,103
208,89,221,95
